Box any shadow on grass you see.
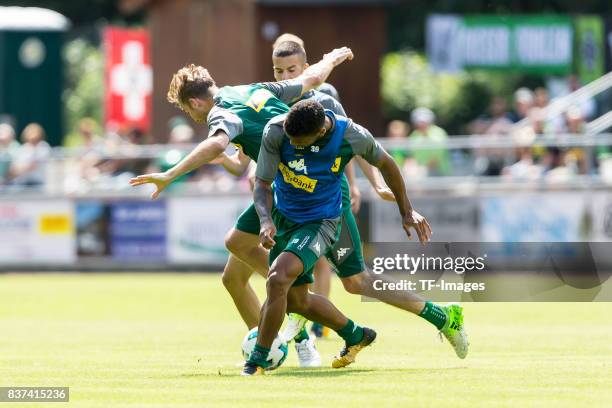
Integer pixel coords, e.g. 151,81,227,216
173,366,468,379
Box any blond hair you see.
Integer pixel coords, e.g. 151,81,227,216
273,33,304,49
167,64,216,108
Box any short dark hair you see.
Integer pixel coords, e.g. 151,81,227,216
272,41,307,63
284,100,325,137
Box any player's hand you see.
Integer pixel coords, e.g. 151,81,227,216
259,220,277,250
402,210,432,243
350,186,362,214
323,47,354,67
129,172,173,199
375,186,396,202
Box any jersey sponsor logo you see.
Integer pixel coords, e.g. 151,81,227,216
297,235,311,250
288,158,308,174
291,238,300,244
337,247,350,259
245,88,274,112
278,163,317,193
331,157,341,173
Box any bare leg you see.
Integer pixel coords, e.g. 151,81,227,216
224,228,269,277
313,257,332,299
341,271,425,315
287,286,349,331
221,254,261,329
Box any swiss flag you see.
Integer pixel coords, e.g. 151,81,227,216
104,27,152,132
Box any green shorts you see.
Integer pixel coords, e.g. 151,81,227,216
235,203,365,279
269,208,341,287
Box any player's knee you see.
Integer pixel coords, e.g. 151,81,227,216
224,229,246,256
221,269,241,292
266,268,290,297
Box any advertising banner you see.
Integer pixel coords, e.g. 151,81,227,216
167,197,251,265
370,196,479,242
480,192,587,242
427,14,573,74
574,15,605,84
110,201,166,261
0,200,75,264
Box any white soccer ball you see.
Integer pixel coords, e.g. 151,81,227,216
241,327,288,371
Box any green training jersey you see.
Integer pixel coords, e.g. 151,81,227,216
207,80,303,161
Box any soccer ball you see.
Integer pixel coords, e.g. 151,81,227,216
241,327,288,371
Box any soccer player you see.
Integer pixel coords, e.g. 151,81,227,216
129,47,355,359
215,39,394,366
270,36,393,339
272,33,340,102
243,99,433,375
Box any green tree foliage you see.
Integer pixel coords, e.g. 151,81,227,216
62,39,103,146
381,52,527,134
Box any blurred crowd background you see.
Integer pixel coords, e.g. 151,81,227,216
1,0,612,268
0,0,611,195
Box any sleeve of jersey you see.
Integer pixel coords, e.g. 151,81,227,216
326,95,346,116
258,80,303,105
345,121,384,166
207,108,243,141
255,125,283,182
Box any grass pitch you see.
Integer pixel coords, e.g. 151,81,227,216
1,273,611,408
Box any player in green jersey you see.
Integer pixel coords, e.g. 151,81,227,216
212,38,469,367
212,39,395,366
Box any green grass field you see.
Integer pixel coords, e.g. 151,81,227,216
1,273,611,408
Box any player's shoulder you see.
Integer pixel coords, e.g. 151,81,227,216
207,104,240,122
318,82,340,99
263,114,287,143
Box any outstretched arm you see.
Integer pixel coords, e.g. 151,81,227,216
355,156,396,202
129,131,229,199
297,47,353,95
375,151,432,242
346,121,431,242
211,149,252,177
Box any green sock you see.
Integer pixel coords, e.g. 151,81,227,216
293,326,310,343
335,319,364,346
419,301,447,330
248,344,270,368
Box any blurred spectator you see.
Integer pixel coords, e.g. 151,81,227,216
563,106,588,174
541,147,575,184
409,108,450,176
501,128,542,181
470,97,513,176
96,127,151,188
533,87,549,109
508,87,534,123
146,123,195,189
385,120,410,166
527,107,553,136
568,75,596,120
471,96,513,136
9,123,51,187
0,123,19,184
75,118,103,149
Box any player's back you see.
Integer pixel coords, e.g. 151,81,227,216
213,84,290,161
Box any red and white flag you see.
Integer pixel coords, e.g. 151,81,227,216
104,27,152,132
